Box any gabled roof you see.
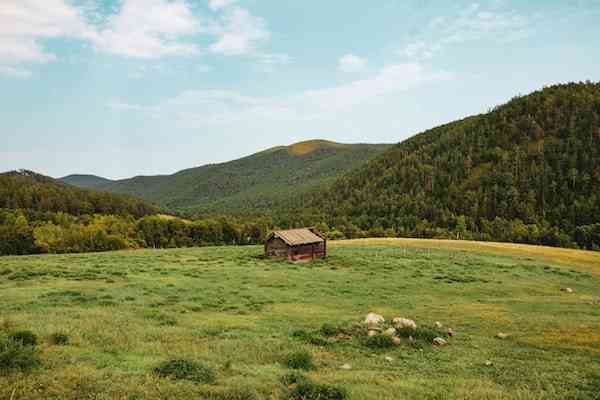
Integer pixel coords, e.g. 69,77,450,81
267,228,324,246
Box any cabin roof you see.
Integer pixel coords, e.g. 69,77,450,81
267,228,324,246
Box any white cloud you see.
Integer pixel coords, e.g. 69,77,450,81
110,62,451,123
401,3,531,60
89,0,201,58
338,54,367,73
208,0,238,11
0,0,90,70
0,0,281,77
210,7,270,56
298,63,450,113
0,0,202,75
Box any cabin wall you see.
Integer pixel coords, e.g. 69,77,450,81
265,236,327,261
265,238,289,258
289,242,326,261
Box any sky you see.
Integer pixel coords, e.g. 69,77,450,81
1,0,600,179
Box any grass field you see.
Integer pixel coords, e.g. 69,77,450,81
1,240,599,399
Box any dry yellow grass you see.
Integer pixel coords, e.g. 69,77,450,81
332,238,600,275
525,327,600,355
446,303,512,325
287,139,348,155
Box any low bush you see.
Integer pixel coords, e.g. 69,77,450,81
396,325,446,343
285,351,315,370
320,323,342,337
0,336,40,374
363,334,395,349
290,380,347,400
281,371,307,386
10,330,37,346
291,330,328,346
49,332,69,345
153,358,216,384
282,372,347,400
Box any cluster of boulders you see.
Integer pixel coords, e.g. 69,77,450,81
363,313,452,346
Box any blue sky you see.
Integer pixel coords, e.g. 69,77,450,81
1,0,600,179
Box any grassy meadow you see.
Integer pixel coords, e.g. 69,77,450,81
1,240,599,399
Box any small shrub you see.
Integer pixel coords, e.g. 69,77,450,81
0,336,40,374
49,332,69,346
363,334,395,349
320,323,341,337
285,351,315,370
281,371,307,386
291,330,328,346
396,325,446,343
395,326,417,338
153,358,216,384
10,330,37,346
290,380,347,400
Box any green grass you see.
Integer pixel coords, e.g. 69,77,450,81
0,242,599,399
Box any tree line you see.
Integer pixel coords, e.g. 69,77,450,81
0,209,271,256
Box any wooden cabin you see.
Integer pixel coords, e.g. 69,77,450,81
265,228,326,261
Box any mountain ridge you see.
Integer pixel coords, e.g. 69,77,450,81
60,174,114,188
0,169,159,218
304,82,600,249
60,139,392,215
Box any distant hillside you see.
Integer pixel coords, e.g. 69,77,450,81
0,170,158,218
65,140,391,216
60,174,114,189
308,82,600,249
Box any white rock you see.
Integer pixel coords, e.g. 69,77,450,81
385,356,394,362
392,317,417,330
364,313,385,326
340,363,352,370
383,328,397,337
432,337,448,346
496,332,510,339
368,330,379,337
434,321,443,329
562,287,574,293
485,360,493,367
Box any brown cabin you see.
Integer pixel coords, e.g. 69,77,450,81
265,228,326,261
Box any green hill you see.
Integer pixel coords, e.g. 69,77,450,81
59,174,114,189
308,82,600,249
0,170,158,218
63,140,390,216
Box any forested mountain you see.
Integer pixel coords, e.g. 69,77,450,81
60,174,114,189
61,140,390,216
306,82,600,249
0,170,269,256
0,170,158,218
